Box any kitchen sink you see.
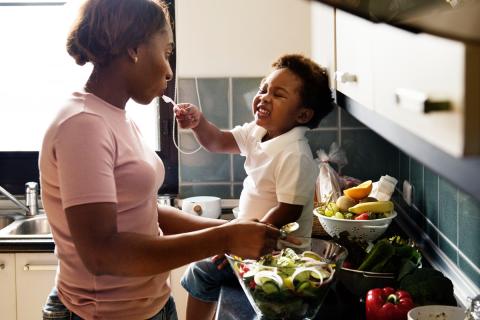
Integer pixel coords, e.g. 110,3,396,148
0,214,51,239
8,217,51,235
0,216,15,229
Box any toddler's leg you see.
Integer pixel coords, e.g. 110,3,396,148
180,258,233,320
186,295,216,320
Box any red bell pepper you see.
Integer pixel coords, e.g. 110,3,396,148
366,287,414,320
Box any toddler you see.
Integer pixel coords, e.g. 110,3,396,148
174,54,334,320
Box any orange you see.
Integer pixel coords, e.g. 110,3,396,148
343,180,373,201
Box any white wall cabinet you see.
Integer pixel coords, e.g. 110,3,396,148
335,10,374,110
311,2,336,90
0,254,17,320
333,10,480,157
0,252,57,320
371,23,480,157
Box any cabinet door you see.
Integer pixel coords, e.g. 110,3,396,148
311,2,336,89
15,253,57,320
170,264,189,320
372,23,470,156
0,254,16,320
336,10,374,109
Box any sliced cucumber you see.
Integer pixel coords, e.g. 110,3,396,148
261,281,280,294
296,281,311,293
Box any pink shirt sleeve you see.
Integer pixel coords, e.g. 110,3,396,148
55,113,118,209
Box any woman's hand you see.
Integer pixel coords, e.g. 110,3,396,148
221,219,282,259
174,103,202,129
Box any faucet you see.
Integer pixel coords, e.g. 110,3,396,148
0,182,39,216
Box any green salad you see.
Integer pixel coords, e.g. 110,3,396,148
229,248,335,319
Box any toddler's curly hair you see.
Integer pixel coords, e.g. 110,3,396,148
272,54,334,128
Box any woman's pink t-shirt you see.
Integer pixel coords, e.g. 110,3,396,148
39,92,169,319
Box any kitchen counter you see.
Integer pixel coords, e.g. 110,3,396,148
0,238,54,252
216,280,366,320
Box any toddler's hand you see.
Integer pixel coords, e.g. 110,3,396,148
211,255,229,270
174,103,201,129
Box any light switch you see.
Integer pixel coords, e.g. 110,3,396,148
403,180,412,206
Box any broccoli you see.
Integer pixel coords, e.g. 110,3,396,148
399,268,457,306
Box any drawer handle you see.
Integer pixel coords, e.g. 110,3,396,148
394,88,451,113
336,71,357,83
24,264,57,271
0,263,4,270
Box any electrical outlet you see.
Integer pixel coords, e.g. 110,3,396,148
403,180,412,206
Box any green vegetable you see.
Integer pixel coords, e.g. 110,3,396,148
358,239,395,271
399,268,457,306
262,282,280,294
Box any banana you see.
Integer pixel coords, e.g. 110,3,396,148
348,201,394,214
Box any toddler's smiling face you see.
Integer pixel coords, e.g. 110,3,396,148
252,69,307,140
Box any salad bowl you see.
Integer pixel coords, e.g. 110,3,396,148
226,238,348,320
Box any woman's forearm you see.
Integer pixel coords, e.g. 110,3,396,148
158,205,227,234
91,226,228,276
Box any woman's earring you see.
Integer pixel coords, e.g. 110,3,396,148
134,56,138,63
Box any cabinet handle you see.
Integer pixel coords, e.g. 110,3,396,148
24,264,57,271
336,71,357,83
394,88,451,113
0,263,4,270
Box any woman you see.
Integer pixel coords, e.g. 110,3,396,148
39,0,282,319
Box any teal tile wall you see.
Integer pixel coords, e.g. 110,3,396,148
177,78,479,289
396,152,480,289
178,77,262,198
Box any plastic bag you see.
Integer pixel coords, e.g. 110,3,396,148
315,142,348,203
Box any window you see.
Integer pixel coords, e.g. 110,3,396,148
0,1,159,151
0,0,178,194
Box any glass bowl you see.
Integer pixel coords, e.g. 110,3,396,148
226,238,348,320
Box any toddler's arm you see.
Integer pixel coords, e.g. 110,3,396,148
174,103,240,153
260,202,303,228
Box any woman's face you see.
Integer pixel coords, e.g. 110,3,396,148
129,24,174,105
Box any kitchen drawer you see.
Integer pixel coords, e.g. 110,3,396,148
0,254,16,320
336,10,374,109
372,23,480,157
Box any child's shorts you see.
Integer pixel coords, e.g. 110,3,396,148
180,257,237,303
